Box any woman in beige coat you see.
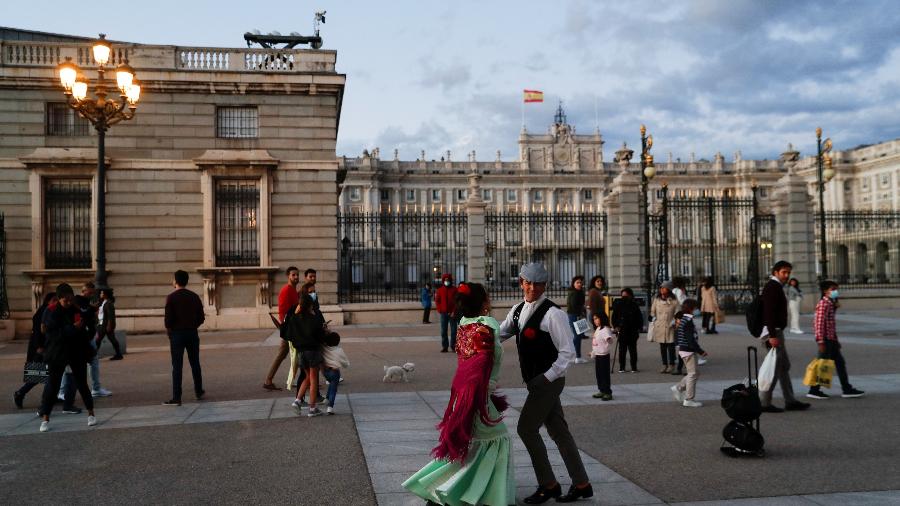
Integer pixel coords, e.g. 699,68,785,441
650,281,679,373
699,278,720,334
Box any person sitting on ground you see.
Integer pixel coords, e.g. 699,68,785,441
671,299,707,408
590,312,614,400
807,280,864,400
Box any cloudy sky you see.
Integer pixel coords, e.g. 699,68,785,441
8,0,900,161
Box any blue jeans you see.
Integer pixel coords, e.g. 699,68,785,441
170,329,203,401
440,313,458,351
323,368,340,407
568,313,582,359
63,340,101,392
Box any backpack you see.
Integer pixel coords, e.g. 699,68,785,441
721,383,762,423
722,420,765,454
745,294,764,337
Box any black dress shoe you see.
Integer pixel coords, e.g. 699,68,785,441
785,401,810,411
761,405,784,413
523,483,562,504
557,483,594,503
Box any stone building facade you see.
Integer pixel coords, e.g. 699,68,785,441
0,28,345,336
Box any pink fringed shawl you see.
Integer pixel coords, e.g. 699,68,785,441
431,322,508,463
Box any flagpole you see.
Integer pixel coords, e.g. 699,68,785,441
521,98,525,130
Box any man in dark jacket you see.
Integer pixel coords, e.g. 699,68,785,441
163,270,205,406
612,288,643,373
759,261,810,413
38,283,97,432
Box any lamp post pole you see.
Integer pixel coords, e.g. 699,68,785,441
639,125,656,313
56,34,141,289
816,128,834,281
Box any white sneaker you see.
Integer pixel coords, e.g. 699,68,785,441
39,421,49,432
57,394,65,402
790,329,803,334
575,358,589,364
91,388,112,397
308,407,323,417
683,399,703,408
326,406,334,415
291,399,302,415
87,415,97,427
698,357,708,366
671,385,684,403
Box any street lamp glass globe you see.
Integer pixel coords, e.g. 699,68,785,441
116,63,135,93
643,164,656,179
125,81,141,105
823,168,835,182
57,60,78,91
92,35,112,66
72,80,88,101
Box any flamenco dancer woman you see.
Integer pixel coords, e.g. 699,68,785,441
403,282,515,505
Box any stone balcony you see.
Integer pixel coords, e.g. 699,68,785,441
1,39,337,74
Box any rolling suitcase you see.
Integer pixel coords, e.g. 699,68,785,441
720,346,765,457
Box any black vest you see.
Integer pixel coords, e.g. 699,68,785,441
514,299,559,383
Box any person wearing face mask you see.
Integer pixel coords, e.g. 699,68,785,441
435,273,459,353
670,299,707,408
807,281,864,400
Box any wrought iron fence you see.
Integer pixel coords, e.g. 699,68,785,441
0,213,9,319
486,212,607,300
338,212,468,303
45,180,92,269
816,211,900,289
650,188,774,312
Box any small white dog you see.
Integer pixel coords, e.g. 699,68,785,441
383,362,415,383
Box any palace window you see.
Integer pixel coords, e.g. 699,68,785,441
215,180,260,266
216,106,258,138
506,189,517,203
44,180,92,269
406,189,417,202
46,103,89,137
380,189,390,202
483,189,493,201
583,189,593,201
348,187,361,202
456,189,467,201
431,189,442,202
533,190,544,203
880,173,891,187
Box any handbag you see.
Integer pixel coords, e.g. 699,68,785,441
715,309,725,324
24,361,49,384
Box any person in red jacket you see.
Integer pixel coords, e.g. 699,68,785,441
435,273,459,353
262,266,300,390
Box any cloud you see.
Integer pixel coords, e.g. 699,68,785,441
416,59,472,91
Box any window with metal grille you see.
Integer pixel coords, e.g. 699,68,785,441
45,180,92,268
46,103,89,136
215,180,260,266
216,106,259,138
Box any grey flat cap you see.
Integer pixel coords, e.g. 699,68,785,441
519,263,549,283
661,280,674,290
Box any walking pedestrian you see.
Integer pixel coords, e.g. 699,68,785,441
64,282,111,398
670,299,707,408
758,261,810,413
163,270,205,406
263,266,300,391
787,278,803,334
699,278,720,335
322,337,349,415
404,282,515,505
13,293,56,409
499,263,593,503
612,288,642,373
590,312,614,400
421,282,433,324
37,283,97,432
650,281,678,374
566,275,588,364
435,273,459,353
288,286,327,417
806,281,865,400
97,287,123,360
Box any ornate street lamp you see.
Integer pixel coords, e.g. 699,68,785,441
816,127,834,280
640,125,656,314
55,34,141,289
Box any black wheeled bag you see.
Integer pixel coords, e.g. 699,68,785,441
720,346,765,457
722,420,765,454
721,383,762,423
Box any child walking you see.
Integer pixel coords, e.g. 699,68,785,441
671,299,707,408
806,281,865,400
590,312,614,400
322,339,350,415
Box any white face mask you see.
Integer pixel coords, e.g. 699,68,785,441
692,309,701,317
444,281,451,287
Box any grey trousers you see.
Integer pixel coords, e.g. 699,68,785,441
517,377,589,486
677,353,699,400
759,330,797,407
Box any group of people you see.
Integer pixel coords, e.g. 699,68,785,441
263,267,348,417
14,281,122,432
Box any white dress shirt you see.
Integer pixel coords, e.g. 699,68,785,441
499,295,576,382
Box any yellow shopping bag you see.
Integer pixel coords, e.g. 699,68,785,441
803,358,836,388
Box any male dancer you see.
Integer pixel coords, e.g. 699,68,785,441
500,263,593,503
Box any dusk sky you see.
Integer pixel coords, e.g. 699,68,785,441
7,0,900,161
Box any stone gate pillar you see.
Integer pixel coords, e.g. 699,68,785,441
604,171,643,291
466,171,487,283
773,149,817,310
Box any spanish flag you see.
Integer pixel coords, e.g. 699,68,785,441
523,89,544,103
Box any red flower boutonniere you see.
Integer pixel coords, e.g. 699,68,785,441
523,327,537,340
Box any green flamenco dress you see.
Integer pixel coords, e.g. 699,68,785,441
402,316,515,505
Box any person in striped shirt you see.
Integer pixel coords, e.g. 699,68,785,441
807,281,865,400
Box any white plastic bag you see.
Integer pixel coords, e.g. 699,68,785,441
646,320,655,342
758,348,778,392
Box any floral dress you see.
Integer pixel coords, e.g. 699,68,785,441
402,315,515,505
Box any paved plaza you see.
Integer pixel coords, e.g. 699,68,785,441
2,311,900,505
